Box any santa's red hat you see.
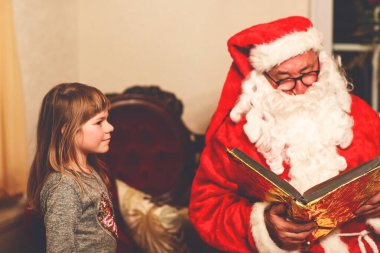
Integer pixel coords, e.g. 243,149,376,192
206,16,323,142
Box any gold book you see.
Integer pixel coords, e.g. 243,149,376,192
227,148,380,240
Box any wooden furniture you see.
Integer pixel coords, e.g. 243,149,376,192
103,85,216,253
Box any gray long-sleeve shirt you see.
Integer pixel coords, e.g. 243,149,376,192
40,171,117,253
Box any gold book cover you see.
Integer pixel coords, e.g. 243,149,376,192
227,148,380,240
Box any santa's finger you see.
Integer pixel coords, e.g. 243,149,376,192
281,231,311,244
360,206,380,217
355,204,376,215
365,192,380,205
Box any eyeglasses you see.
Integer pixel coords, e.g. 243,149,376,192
264,59,320,92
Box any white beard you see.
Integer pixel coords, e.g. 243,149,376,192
230,51,354,193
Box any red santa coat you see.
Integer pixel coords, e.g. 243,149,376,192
189,95,380,253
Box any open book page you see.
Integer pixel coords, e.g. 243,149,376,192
290,165,380,239
227,148,303,203
228,147,380,240
302,156,380,202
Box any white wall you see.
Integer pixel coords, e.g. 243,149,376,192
12,0,310,161
77,0,309,133
12,0,79,159
310,0,333,53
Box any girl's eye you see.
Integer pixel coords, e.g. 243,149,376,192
96,121,103,125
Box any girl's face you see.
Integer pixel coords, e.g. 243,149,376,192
75,110,114,157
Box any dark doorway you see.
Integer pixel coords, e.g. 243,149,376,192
333,0,380,110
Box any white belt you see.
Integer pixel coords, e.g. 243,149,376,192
338,230,379,253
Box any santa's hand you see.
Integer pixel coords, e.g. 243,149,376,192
264,203,316,250
355,192,380,218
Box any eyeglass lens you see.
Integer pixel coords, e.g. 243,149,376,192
278,72,319,91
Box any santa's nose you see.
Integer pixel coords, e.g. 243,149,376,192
293,79,309,95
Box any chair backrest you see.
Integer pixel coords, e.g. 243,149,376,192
104,85,204,207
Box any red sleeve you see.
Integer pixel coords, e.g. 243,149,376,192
189,120,259,252
339,95,380,168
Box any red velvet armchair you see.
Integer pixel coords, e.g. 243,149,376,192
103,86,219,253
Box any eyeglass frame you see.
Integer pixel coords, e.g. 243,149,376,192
264,58,320,92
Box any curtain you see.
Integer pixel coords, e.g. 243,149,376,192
0,0,28,202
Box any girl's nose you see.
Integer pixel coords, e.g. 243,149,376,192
105,121,114,132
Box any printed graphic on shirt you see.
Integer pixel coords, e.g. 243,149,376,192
97,192,118,238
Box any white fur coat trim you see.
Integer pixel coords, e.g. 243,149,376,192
319,229,349,253
250,202,299,253
367,217,380,234
249,27,323,72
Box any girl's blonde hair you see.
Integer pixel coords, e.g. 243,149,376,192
27,83,111,212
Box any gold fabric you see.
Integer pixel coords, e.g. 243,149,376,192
0,0,28,200
116,179,190,253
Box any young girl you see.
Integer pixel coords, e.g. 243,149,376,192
27,83,118,253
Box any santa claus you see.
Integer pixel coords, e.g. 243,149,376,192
189,16,380,253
